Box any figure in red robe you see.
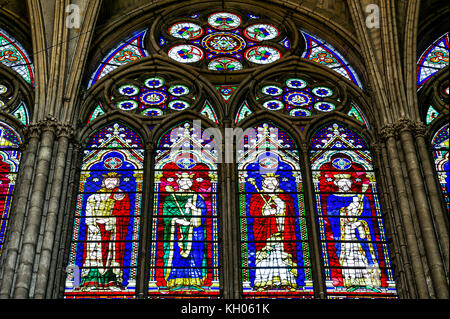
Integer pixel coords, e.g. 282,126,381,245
248,173,298,291
80,172,131,291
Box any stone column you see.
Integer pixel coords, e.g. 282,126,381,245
300,143,326,299
414,122,449,275
396,119,449,299
380,124,430,298
13,117,58,298
375,141,416,298
0,125,40,299
33,123,74,298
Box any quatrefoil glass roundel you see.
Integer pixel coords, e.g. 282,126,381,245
168,100,190,110
312,86,333,97
208,12,241,30
168,85,190,96
244,24,279,42
245,46,281,64
118,84,139,96
262,85,283,96
286,78,307,89
117,100,139,110
263,100,284,110
169,22,204,40
168,44,204,63
144,77,164,88
314,101,335,112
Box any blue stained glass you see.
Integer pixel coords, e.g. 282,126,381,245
65,123,144,298
300,30,363,89
149,122,220,297
87,30,149,89
432,124,449,212
237,122,313,298
310,122,397,298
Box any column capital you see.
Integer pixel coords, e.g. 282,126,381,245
379,123,397,141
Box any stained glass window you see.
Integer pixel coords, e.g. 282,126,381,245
149,121,220,297
235,101,253,124
199,101,218,123
425,105,440,125
238,122,313,298
417,32,449,91
310,123,397,298
300,30,363,90
64,122,144,298
159,12,287,71
347,102,370,128
0,122,22,255
11,101,30,126
432,124,449,212
256,76,340,118
87,30,149,89
0,28,34,86
109,75,195,117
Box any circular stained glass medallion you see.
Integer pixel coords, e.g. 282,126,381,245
244,24,279,42
201,32,246,55
284,91,313,107
169,85,190,96
144,77,164,88
117,100,139,111
208,57,243,71
244,46,281,64
168,100,190,110
263,100,284,110
312,86,333,98
139,91,168,106
168,45,204,63
208,12,241,30
169,22,204,40
0,85,7,95
261,85,283,96
314,101,336,112
290,108,311,117
118,84,140,96
286,78,307,89
141,108,163,116
245,46,281,64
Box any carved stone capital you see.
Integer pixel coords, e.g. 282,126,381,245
56,122,75,139
394,118,416,134
413,122,428,139
379,123,397,141
24,123,42,139
37,115,59,133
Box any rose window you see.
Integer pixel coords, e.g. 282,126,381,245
256,76,342,117
111,75,195,117
159,12,289,71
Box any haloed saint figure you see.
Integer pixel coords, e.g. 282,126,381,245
80,172,130,291
249,173,298,291
162,171,208,291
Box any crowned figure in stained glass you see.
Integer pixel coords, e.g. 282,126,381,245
248,172,298,291
161,168,209,291
319,153,382,291
80,172,131,291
